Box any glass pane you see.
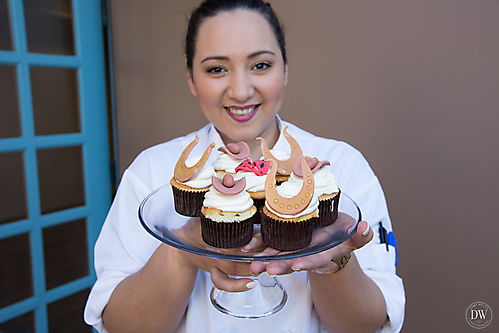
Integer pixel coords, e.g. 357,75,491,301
37,146,85,215
0,152,28,225
0,0,13,50
0,233,33,308
0,65,21,138
31,66,80,135
23,0,74,55
43,219,88,290
0,311,35,333
47,288,92,333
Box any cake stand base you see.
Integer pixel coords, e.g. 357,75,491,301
210,273,287,319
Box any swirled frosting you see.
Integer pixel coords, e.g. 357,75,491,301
265,173,320,218
312,167,339,197
203,185,254,213
212,153,244,174
260,149,290,162
235,171,266,193
182,156,215,188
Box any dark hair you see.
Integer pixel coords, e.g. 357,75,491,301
185,0,287,70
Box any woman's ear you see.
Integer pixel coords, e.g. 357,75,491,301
284,64,289,87
186,62,197,96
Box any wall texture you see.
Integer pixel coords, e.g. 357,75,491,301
109,0,499,331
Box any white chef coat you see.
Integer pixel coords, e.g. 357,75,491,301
84,117,405,333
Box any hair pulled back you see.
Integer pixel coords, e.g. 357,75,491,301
185,0,287,70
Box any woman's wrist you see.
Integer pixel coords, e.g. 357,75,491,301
309,253,388,332
163,244,200,274
310,222,371,275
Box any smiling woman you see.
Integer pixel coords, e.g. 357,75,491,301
84,1,405,332
187,10,288,160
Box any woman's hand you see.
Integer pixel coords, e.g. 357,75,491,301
178,251,256,292
171,216,373,292
247,219,373,276
170,217,256,292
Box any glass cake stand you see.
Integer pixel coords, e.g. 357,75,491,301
138,185,361,319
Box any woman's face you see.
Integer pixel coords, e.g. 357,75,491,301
188,9,288,144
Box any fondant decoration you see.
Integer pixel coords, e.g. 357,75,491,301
174,134,215,182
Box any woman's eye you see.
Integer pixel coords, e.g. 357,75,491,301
207,67,226,74
252,62,271,71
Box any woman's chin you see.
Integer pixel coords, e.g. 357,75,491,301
216,115,279,145
221,131,259,144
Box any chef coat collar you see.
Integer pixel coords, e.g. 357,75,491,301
207,115,287,153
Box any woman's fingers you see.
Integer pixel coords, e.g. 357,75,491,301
265,259,295,276
249,245,283,275
264,221,374,273
349,221,373,249
214,221,374,282
289,250,333,271
210,267,255,292
249,261,268,276
241,232,265,252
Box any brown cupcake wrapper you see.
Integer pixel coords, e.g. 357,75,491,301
252,198,265,224
171,185,207,217
317,189,341,227
200,215,254,248
260,212,316,251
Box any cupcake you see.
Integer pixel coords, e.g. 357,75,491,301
258,126,303,184
170,134,215,217
292,157,341,227
260,158,318,251
200,174,256,248
234,159,271,224
212,141,250,178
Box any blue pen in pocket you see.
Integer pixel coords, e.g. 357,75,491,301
387,231,398,267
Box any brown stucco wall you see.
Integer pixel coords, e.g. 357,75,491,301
108,1,499,331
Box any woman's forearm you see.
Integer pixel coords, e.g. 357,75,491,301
309,254,387,333
102,244,198,333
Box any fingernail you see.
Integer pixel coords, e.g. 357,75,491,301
363,225,371,236
242,237,258,252
291,266,302,272
266,272,276,277
246,281,256,289
250,271,260,277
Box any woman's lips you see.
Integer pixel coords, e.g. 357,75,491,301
225,104,260,123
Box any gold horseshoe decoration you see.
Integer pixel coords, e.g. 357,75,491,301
258,126,303,175
265,157,314,216
174,134,215,182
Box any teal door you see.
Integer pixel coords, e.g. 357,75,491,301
0,0,112,332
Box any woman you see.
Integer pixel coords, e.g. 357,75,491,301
85,0,405,332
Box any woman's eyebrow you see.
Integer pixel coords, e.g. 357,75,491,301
248,50,275,59
201,50,276,64
201,55,229,63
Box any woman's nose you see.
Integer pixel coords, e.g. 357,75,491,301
227,71,254,102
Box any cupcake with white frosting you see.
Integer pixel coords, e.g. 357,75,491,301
214,141,270,223
234,159,270,224
258,126,303,184
200,174,256,248
170,134,215,217
292,157,341,226
261,157,318,251
212,142,250,178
